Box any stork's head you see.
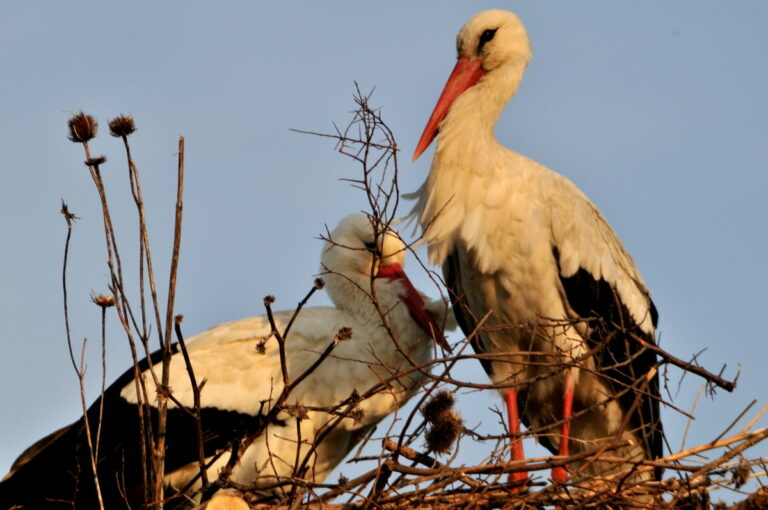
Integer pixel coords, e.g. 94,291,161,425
455,10,531,71
321,215,451,350
413,10,531,160
320,214,406,281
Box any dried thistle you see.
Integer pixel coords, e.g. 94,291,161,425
108,115,136,137
347,407,365,424
255,339,267,355
255,333,274,355
422,390,455,423
314,277,325,290
425,409,462,455
60,201,79,223
285,404,309,421
263,295,276,306
732,459,751,489
422,390,462,455
90,293,115,308
85,155,107,167
335,326,353,343
67,112,97,143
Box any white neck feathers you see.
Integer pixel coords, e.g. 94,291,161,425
411,59,528,266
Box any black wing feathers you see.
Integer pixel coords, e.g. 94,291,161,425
0,345,275,509
554,247,664,479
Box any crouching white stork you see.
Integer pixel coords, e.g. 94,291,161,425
410,9,663,486
0,214,452,509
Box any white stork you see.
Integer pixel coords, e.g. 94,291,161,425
0,214,452,509
410,10,663,485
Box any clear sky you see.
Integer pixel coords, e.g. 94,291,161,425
1,1,766,500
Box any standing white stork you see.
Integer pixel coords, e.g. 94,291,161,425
0,214,452,509
410,10,663,485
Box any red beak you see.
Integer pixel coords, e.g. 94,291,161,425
377,263,451,351
413,54,486,161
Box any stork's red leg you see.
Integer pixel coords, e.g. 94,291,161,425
505,389,528,490
551,372,574,483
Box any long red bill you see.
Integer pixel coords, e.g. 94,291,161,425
377,263,451,351
413,54,485,161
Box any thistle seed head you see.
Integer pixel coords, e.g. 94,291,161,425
91,293,115,308
425,409,462,455
68,112,97,143
108,115,136,137
422,390,455,423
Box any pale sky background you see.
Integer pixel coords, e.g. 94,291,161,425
1,1,767,502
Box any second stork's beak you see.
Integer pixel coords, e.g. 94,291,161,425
377,263,451,351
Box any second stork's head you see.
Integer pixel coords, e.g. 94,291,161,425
321,214,404,278
320,214,406,309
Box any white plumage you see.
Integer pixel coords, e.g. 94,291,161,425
127,214,451,489
410,9,662,484
1,214,452,508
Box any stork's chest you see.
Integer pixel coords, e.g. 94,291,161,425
446,237,566,332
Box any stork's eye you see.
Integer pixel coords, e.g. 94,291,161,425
478,28,498,52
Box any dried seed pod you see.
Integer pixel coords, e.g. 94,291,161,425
68,112,97,143
85,155,107,167
732,459,751,489
335,326,353,343
422,390,455,423
285,405,309,421
108,115,136,137
347,407,365,424
60,201,78,223
91,294,115,308
255,339,267,355
422,390,462,455
425,409,462,455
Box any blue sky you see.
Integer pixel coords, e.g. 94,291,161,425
1,1,766,499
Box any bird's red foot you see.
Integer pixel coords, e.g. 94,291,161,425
508,470,529,492
551,465,568,484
